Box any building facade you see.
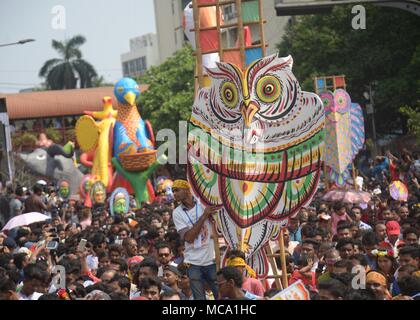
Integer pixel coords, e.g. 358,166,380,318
153,0,292,64
121,33,160,78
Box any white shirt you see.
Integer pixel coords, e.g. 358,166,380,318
158,261,178,277
172,200,215,266
19,291,43,300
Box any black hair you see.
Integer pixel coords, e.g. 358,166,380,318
399,246,419,259
397,276,420,297
344,289,376,300
333,259,353,272
109,292,130,300
110,259,128,273
22,263,50,283
217,266,243,288
302,239,321,252
337,223,352,233
38,293,61,300
13,253,28,270
350,253,369,267
155,242,172,252
362,231,380,246
301,224,316,239
139,276,162,292
138,257,159,275
336,238,354,250
226,249,246,260
317,279,347,299
403,227,419,238
160,289,181,300
0,276,16,293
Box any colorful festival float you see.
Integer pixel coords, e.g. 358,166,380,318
185,0,325,287
76,78,163,208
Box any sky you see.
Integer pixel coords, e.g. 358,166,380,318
0,0,156,93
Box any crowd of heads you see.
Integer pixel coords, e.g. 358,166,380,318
0,147,419,300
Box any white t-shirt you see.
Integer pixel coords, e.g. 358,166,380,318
172,201,215,266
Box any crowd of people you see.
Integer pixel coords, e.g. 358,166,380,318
0,148,419,300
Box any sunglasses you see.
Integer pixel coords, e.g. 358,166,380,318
159,253,170,257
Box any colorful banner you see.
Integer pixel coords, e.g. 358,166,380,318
270,281,311,300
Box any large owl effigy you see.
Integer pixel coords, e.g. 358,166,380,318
320,89,365,186
187,54,325,278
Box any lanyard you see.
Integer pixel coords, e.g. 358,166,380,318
182,203,198,226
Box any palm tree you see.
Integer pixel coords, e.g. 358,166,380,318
39,35,97,90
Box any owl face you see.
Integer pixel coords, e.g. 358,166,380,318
321,89,351,123
193,54,323,147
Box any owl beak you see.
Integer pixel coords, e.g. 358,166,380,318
124,91,136,106
241,100,259,128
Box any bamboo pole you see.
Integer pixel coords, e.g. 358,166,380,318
265,245,283,291
235,0,246,71
192,0,204,89
258,0,266,57
278,229,289,289
211,216,221,271
352,162,358,191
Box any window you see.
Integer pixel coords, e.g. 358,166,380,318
123,62,129,76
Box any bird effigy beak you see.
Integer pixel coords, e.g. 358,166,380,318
124,91,136,106
241,100,259,128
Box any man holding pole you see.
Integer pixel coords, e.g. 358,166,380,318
172,179,221,300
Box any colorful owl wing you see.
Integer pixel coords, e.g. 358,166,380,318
350,103,365,157
75,116,100,153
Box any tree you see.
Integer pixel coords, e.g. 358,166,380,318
277,5,420,135
39,35,97,90
400,103,420,142
137,45,195,138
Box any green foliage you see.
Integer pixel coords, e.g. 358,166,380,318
137,45,195,138
13,133,37,149
277,5,420,133
400,102,420,141
39,35,98,90
45,128,61,143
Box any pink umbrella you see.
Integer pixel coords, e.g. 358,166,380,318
389,181,408,201
322,189,371,204
2,212,50,231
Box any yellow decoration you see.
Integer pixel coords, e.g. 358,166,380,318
75,97,117,187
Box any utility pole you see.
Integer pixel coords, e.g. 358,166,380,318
364,83,377,156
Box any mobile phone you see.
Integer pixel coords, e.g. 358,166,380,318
78,239,88,252
49,227,57,233
46,241,59,250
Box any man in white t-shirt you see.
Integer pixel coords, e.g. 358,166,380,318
172,179,220,300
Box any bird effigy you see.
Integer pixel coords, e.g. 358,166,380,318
185,0,325,281
75,78,161,207
320,89,365,186
187,53,325,278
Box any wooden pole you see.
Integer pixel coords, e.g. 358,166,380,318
211,215,221,271
192,0,204,89
352,162,358,191
258,0,266,57
235,0,246,71
265,245,283,291
278,229,289,289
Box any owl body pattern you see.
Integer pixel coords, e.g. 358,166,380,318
187,54,325,278
114,104,152,158
321,90,365,186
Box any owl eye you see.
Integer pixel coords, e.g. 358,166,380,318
117,86,124,93
334,90,351,113
256,76,281,103
221,82,239,109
